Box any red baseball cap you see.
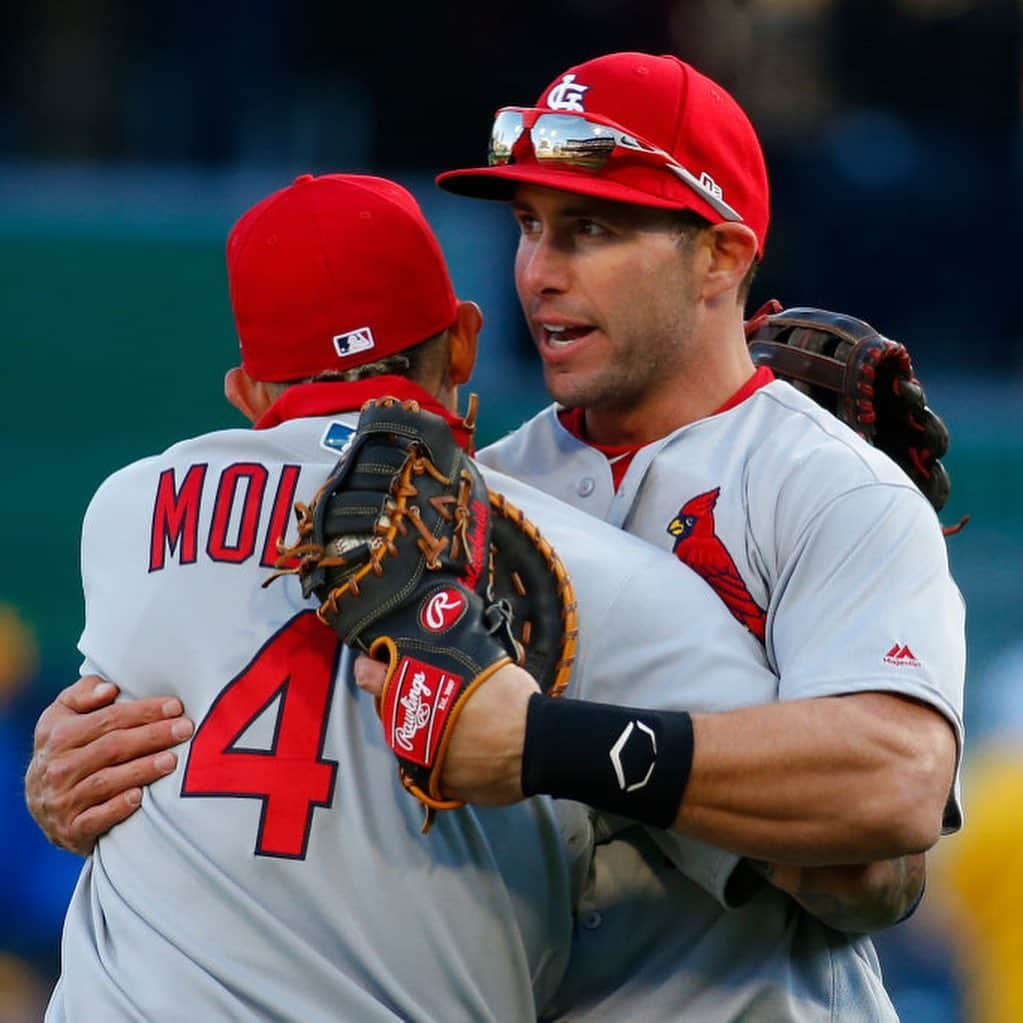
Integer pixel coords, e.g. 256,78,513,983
228,174,459,382
437,52,770,255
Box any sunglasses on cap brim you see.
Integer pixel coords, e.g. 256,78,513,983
487,106,744,224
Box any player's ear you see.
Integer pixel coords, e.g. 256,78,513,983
447,300,482,386
699,223,758,303
224,366,274,423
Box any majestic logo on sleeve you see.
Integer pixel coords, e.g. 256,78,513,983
884,644,922,668
545,73,589,112
667,488,767,642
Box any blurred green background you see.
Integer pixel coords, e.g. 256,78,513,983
5,231,236,669
0,185,542,678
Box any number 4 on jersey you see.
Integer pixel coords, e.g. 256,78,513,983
181,611,340,858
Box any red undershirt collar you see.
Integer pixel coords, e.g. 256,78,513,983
557,407,639,459
713,365,774,415
253,376,476,452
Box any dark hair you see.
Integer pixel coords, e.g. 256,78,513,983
275,328,451,391
671,209,759,304
672,209,713,237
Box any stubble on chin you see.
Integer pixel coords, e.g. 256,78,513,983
542,363,646,414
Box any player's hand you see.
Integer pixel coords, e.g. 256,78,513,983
354,654,537,805
25,675,195,855
757,853,926,933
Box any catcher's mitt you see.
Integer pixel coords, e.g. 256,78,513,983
267,396,577,828
746,301,955,517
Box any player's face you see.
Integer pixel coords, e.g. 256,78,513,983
513,184,700,421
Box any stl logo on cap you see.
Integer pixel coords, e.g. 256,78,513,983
545,73,589,112
333,326,376,358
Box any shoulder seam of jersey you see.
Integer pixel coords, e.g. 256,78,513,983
752,383,934,486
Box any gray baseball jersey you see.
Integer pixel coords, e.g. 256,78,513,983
48,387,785,1022
479,375,966,1022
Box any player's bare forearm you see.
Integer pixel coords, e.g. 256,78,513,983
25,675,194,855
354,655,930,931
356,658,955,863
681,693,956,864
753,854,926,933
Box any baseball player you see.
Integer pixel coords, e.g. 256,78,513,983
42,172,820,1022
403,50,963,1020
30,58,963,1020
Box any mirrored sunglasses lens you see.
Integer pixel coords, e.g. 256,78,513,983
530,114,617,170
488,111,525,166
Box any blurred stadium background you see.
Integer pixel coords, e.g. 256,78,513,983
1,1,1020,1019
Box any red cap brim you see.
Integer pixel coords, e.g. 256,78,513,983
435,163,723,222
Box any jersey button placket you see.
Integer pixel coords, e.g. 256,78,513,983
577,477,596,498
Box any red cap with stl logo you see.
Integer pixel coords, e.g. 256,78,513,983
228,174,459,382
437,52,770,255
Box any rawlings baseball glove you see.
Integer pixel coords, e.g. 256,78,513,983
746,301,956,518
267,396,577,828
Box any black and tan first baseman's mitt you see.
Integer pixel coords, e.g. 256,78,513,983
267,396,577,828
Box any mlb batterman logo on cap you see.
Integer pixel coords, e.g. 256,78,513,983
437,52,771,255
227,174,459,382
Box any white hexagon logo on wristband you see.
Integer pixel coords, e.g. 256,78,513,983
609,720,657,792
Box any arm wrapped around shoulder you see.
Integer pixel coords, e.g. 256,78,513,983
267,396,577,828
746,302,953,515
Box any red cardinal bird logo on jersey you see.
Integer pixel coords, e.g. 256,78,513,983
667,488,767,642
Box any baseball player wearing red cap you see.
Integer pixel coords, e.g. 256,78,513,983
434,52,964,1020
30,55,962,1021
41,172,814,1022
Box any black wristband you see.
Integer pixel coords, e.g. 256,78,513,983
521,693,694,829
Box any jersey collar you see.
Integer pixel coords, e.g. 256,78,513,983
556,407,641,490
557,366,775,489
253,377,476,451
556,406,639,457
558,366,776,446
